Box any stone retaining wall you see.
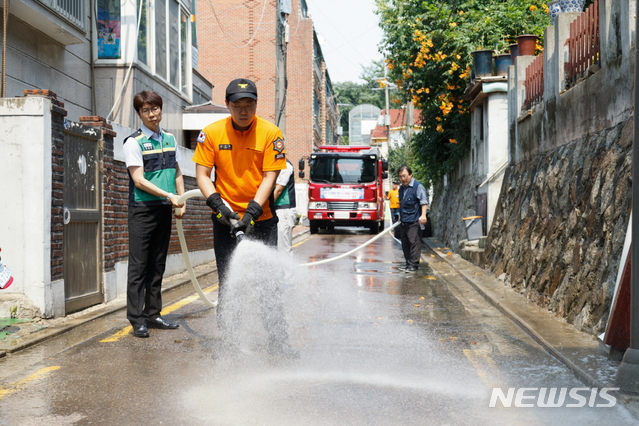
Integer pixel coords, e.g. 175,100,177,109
484,120,632,334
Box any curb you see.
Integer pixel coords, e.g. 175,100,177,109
0,265,218,356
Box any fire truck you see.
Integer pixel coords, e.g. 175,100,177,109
298,145,388,234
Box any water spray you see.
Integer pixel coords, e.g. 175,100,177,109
176,189,400,306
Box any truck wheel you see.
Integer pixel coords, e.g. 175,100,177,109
309,221,319,234
369,222,380,234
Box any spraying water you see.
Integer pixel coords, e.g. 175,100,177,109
215,239,303,357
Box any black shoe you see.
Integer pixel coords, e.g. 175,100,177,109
268,340,300,359
147,317,179,330
406,266,418,272
133,324,149,338
398,264,410,271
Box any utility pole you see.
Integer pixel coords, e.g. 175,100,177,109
384,67,391,143
615,0,639,394
405,101,414,145
275,0,290,134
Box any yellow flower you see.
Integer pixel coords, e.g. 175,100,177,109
458,11,464,15
529,5,538,12
449,139,458,144
434,51,447,62
436,124,444,132
449,22,457,27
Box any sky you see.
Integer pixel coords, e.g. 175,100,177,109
305,0,385,84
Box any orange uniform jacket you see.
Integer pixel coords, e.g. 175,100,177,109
192,115,286,221
388,188,400,209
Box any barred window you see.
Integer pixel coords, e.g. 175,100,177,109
37,0,86,30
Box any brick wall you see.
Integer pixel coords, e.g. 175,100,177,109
81,117,215,273
285,2,315,169
167,176,214,255
101,128,129,272
29,90,68,282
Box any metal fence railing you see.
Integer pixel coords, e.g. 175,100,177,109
565,0,600,85
523,53,544,111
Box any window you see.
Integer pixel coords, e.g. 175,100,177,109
181,9,189,93
121,0,191,95
137,0,148,65
97,0,121,59
155,0,167,80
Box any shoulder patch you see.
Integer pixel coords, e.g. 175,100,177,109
142,142,154,151
197,131,206,143
272,138,285,153
275,153,285,160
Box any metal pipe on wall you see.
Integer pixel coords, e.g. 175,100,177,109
2,0,8,97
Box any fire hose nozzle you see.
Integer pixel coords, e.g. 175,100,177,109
229,218,245,242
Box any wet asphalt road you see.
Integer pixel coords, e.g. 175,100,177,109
0,227,635,425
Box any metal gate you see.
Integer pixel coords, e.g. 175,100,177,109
63,122,103,313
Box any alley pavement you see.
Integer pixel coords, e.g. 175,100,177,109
2,226,639,416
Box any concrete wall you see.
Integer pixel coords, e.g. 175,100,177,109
6,9,92,120
0,97,58,316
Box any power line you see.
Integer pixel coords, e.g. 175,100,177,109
206,0,270,48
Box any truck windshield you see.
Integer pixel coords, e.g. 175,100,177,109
309,157,377,184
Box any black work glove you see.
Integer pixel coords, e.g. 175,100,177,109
206,193,240,227
232,200,263,234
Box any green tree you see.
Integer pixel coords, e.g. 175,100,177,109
332,60,402,142
376,0,550,186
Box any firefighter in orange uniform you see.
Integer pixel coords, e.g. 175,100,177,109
192,78,298,359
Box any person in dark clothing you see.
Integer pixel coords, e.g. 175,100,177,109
397,165,429,272
124,91,185,338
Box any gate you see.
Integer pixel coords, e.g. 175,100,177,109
63,121,103,313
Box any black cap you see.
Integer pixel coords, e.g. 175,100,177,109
225,78,258,102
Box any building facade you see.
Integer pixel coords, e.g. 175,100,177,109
0,0,217,318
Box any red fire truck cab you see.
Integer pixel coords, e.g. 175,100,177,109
299,145,388,234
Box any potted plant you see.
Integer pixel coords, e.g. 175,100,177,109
493,53,512,76
516,34,538,56
509,43,520,60
471,49,495,77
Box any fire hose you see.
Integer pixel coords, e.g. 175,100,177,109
176,189,400,307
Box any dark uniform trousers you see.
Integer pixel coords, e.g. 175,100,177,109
400,221,422,268
127,205,173,327
212,215,290,343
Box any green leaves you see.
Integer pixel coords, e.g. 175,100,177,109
377,0,550,186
